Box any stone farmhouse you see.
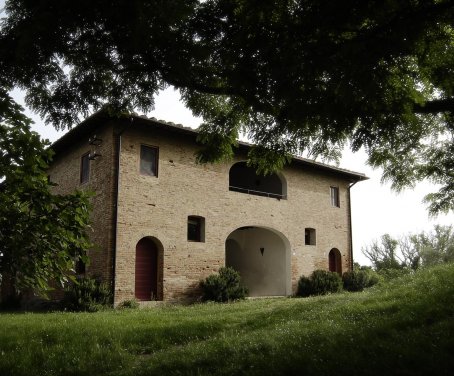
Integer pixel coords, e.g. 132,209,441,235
48,111,367,304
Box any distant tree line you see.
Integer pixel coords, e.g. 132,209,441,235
362,225,454,271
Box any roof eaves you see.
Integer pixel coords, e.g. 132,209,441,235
51,112,368,181
235,139,367,181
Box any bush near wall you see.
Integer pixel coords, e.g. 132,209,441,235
117,299,140,309
342,269,380,292
296,270,343,297
200,267,248,302
62,276,112,312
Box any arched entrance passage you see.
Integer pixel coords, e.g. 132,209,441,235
135,237,162,301
225,227,291,296
329,248,342,275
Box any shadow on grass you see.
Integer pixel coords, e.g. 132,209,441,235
1,264,453,376
126,265,454,376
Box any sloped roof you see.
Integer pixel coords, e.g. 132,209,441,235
51,110,368,182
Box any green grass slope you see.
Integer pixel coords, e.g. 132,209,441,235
1,263,453,376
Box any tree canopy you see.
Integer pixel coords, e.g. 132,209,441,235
0,91,92,301
1,0,454,213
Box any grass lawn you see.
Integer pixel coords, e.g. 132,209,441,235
1,263,453,376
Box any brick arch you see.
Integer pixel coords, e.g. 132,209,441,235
134,237,163,301
225,226,292,296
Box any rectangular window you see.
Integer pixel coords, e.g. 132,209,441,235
305,228,316,245
80,153,90,184
330,186,340,207
140,145,158,176
188,216,205,242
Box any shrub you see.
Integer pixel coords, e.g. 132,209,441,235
343,270,371,291
63,276,112,312
296,275,313,297
296,270,342,297
200,267,248,302
117,299,140,309
362,268,381,287
310,270,343,295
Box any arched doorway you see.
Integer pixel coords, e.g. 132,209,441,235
329,248,342,275
135,237,159,301
225,226,291,296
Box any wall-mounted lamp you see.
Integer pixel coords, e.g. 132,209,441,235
260,247,265,256
88,152,102,160
88,135,103,160
89,135,103,146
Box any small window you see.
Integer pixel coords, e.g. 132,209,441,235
80,153,90,184
305,228,316,245
330,186,340,207
140,145,159,176
187,216,205,242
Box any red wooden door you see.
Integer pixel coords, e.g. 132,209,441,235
329,249,342,274
135,238,158,300
329,250,336,272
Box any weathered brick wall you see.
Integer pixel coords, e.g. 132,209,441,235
47,118,358,304
114,123,354,303
48,123,116,282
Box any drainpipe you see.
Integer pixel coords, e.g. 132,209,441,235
347,181,358,271
111,118,133,306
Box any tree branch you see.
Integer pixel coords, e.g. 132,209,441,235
414,98,454,114
161,72,278,117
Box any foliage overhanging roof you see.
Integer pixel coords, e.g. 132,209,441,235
52,110,367,182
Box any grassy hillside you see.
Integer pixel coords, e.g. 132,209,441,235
1,264,453,376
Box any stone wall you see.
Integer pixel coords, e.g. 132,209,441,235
114,123,354,303
48,123,116,281
48,117,359,304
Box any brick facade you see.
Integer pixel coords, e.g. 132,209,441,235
48,113,366,304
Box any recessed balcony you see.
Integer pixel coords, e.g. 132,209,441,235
228,162,287,200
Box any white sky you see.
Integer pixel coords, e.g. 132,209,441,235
2,1,452,265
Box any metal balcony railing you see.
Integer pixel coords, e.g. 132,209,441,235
229,185,287,200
